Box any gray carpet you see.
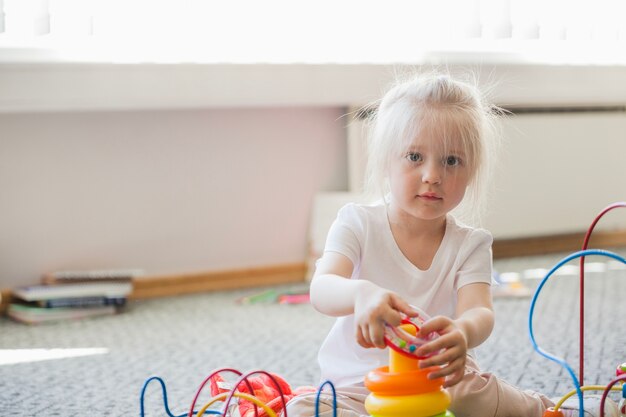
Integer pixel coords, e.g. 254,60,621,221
1,249,625,416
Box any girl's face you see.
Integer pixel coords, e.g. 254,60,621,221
388,126,472,225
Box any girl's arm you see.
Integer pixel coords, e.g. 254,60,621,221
415,282,494,387
309,252,359,316
310,251,418,349
454,282,495,348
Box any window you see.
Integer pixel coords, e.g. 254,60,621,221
0,0,625,64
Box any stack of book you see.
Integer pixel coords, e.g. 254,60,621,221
7,269,141,324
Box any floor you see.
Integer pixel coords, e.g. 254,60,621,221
1,248,625,416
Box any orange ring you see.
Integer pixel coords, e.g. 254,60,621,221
542,408,565,417
365,366,444,396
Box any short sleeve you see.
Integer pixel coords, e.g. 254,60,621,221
456,229,493,289
323,204,362,267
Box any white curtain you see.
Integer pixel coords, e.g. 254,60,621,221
0,0,625,60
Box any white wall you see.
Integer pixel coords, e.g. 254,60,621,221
0,108,348,288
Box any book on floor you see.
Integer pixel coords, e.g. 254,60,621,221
37,296,127,309
7,303,118,324
12,281,133,302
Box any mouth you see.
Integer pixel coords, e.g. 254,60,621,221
418,193,442,201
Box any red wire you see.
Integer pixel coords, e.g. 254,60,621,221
599,375,626,417
187,368,255,417
222,370,290,417
187,368,290,417
579,202,626,386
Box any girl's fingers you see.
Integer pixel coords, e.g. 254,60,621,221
417,316,448,337
390,295,419,318
356,325,371,348
369,320,387,349
355,328,365,347
415,331,455,358
419,344,460,369
381,308,402,328
426,356,466,381
415,340,441,358
357,322,386,349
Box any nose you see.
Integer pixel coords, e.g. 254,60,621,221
421,161,442,184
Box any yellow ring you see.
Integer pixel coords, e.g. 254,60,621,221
365,390,451,417
371,412,454,417
197,392,278,417
365,366,444,396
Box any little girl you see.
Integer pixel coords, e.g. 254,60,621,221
286,74,570,417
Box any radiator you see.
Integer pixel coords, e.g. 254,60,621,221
489,107,626,238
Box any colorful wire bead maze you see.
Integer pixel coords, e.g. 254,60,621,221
140,368,339,417
366,310,454,417
529,202,626,417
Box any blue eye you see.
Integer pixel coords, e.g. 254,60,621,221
444,155,462,166
407,152,422,162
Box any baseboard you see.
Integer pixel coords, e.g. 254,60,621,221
129,262,307,299
0,289,11,313
492,229,626,259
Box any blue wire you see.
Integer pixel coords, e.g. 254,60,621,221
315,380,337,417
140,376,221,417
139,376,181,417
528,249,626,417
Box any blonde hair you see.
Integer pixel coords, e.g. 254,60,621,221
362,72,501,227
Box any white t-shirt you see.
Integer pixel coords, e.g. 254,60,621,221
317,202,493,387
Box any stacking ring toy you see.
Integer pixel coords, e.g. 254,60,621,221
383,306,439,359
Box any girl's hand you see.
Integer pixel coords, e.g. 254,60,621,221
414,316,468,387
353,282,418,350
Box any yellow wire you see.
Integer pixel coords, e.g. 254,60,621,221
554,385,622,411
196,391,279,417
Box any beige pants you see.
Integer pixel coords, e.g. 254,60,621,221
285,356,554,417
